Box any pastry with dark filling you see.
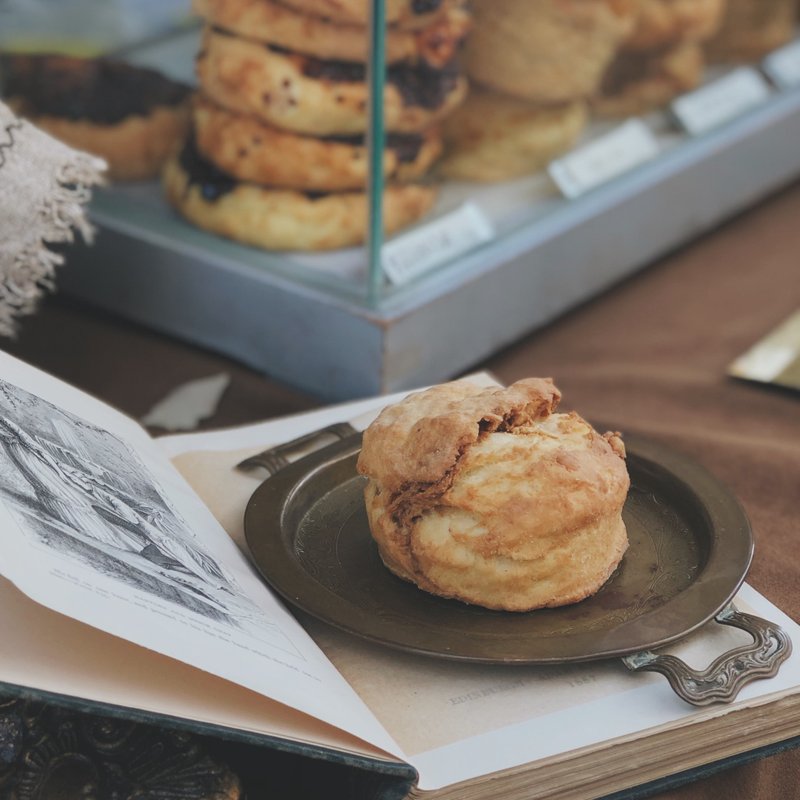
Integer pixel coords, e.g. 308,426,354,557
163,137,437,251
357,378,630,612
192,0,471,67
195,26,468,136
270,0,464,27
0,52,191,181
193,95,441,191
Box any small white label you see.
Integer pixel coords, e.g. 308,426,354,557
548,120,660,200
382,202,494,286
671,67,772,136
763,40,800,90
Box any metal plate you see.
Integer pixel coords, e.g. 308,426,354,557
244,433,754,664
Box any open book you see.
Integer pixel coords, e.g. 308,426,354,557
0,350,799,800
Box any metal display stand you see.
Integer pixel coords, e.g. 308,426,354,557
57,81,800,401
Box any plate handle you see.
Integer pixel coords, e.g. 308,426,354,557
621,604,792,706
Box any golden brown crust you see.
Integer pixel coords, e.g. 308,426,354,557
193,95,442,191
593,41,704,118
162,150,437,251
192,0,471,66
705,0,796,62
624,0,727,51
463,0,640,104
274,0,466,27
0,53,191,181
438,88,588,183
196,26,468,135
18,105,190,181
358,378,630,612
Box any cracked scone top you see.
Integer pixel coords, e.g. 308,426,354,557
357,378,630,612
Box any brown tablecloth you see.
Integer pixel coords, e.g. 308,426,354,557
3,179,800,800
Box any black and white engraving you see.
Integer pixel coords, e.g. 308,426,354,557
0,379,268,633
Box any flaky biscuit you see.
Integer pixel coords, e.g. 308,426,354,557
163,141,437,251
357,379,630,612
706,0,796,62
463,0,640,104
624,0,727,51
196,26,468,135
593,41,704,118
193,95,442,191
192,0,470,67
274,0,465,27
438,88,587,182
0,53,190,181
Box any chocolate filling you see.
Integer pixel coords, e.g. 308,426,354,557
180,137,331,202
179,136,238,202
298,50,460,110
412,0,443,13
0,53,191,124
223,29,461,111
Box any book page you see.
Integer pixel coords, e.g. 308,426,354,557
0,351,398,756
164,393,800,792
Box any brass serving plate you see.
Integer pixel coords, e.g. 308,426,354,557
244,433,754,664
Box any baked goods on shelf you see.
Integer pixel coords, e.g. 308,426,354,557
0,53,191,181
163,137,437,251
463,0,640,105
705,0,797,62
269,0,466,28
593,0,725,117
193,0,471,67
196,27,467,136
438,88,588,182
193,95,442,191
357,378,631,612
593,41,705,117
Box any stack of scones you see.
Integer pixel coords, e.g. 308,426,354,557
163,0,471,251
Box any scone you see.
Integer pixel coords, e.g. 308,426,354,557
624,0,727,51
437,88,588,182
357,379,631,612
0,53,191,181
705,0,796,62
196,26,468,135
193,95,442,191
193,0,471,67
463,0,640,104
593,41,705,117
163,138,437,251
273,0,465,27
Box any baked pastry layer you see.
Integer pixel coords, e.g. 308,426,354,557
163,140,437,251
463,0,640,104
273,0,464,27
0,53,190,181
438,88,587,182
594,41,704,118
357,379,631,612
624,0,727,51
196,26,468,135
193,95,442,191
705,0,797,62
192,0,471,66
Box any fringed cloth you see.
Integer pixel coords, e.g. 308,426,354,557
0,100,106,336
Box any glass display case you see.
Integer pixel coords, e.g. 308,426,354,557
3,0,800,400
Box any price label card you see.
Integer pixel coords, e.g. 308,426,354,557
548,120,660,200
671,67,772,136
382,202,494,286
763,40,800,90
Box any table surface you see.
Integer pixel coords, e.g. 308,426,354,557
4,178,800,800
